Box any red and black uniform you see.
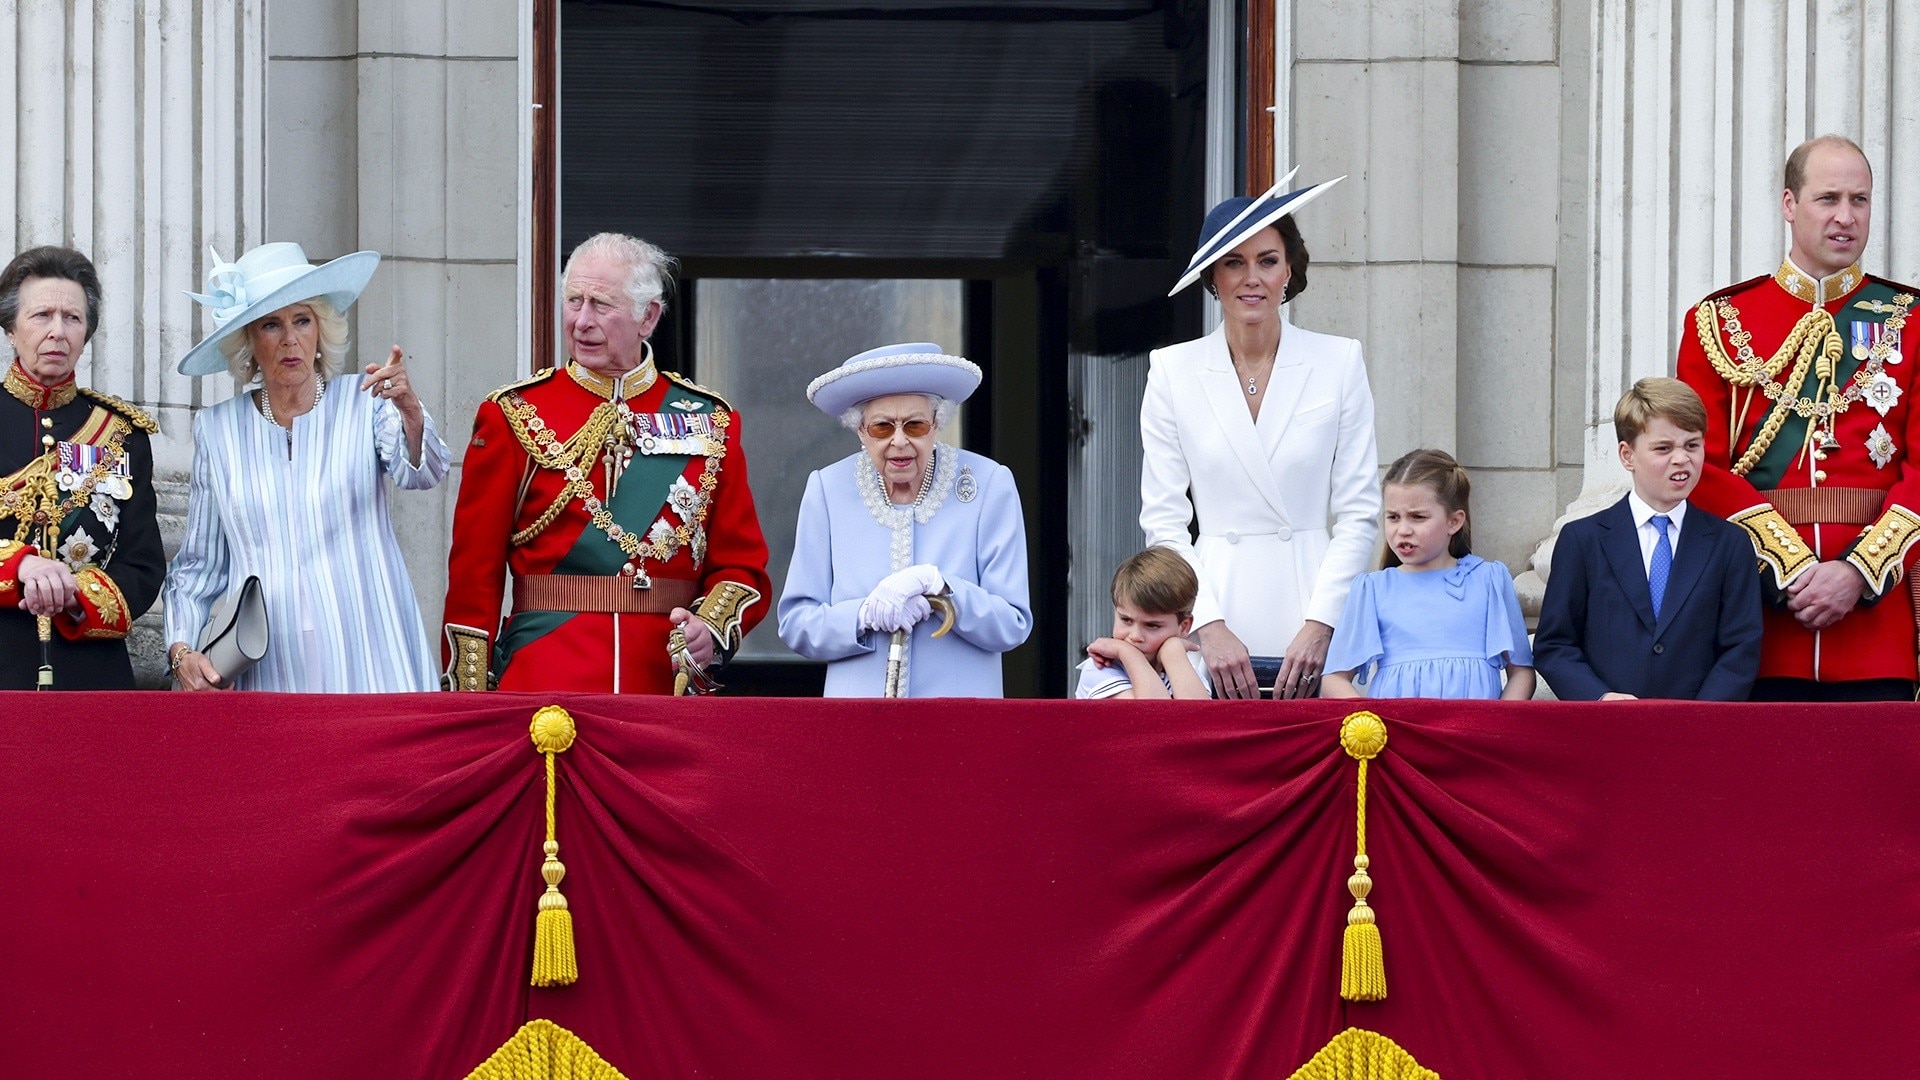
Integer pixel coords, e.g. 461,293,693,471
1676,259,1920,686
442,360,770,693
0,361,164,688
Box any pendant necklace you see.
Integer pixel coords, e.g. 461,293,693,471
1246,374,1258,396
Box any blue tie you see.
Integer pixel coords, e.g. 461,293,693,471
1649,514,1673,618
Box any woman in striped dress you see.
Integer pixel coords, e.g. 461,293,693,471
162,243,450,691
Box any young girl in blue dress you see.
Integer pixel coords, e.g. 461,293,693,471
1321,449,1535,700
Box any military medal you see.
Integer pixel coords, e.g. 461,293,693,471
1867,423,1897,469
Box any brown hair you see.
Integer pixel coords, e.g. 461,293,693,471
1784,134,1870,197
1205,214,1310,303
0,246,102,342
1111,546,1199,619
1614,376,1707,445
1381,448,1472,567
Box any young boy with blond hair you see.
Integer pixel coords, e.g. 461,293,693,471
1076,547,1212,699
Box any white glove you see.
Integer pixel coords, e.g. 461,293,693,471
859,592,933,634
872,564,945,606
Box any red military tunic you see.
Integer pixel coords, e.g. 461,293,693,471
442,359,770,692
1676,259,1920,683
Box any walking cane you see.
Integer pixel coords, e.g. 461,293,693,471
883,595,955,698
35,614,53,689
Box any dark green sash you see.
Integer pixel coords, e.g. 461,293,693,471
498,387,722,669
1744,280,1903,489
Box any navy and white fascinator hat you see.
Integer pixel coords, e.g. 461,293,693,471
806,342,983,418
1168,168,1346,297
177,242,382,376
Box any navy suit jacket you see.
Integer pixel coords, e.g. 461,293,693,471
1535,496,1763,701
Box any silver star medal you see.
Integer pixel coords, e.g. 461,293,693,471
1866,422,1897,470
1865,371,1903,416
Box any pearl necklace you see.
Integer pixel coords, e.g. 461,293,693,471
256,376,326,427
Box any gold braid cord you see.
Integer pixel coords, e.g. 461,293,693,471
1845,505,1920,596
1287,1028,1440,1080
1727,504,1817,589
463,1020,630,1080
496,391,728,578
1339,712,1388,1003
529,706,579,988
1695,301,1839,476
693,581,763,652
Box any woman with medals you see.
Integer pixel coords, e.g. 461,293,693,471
0,246,164,689
1140,172,1381,699
162,243,450,691
779,343,1032,697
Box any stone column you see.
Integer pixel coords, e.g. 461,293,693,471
1525,0,1920,595
1288,2,1461,465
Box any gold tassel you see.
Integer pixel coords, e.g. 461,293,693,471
530,706,579,988
1339,711,1389,1002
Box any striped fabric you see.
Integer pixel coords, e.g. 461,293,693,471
162,378,450,691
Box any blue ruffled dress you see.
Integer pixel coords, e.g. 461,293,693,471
1324,554,1532,700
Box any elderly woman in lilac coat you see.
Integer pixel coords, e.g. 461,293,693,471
777,343,1031,697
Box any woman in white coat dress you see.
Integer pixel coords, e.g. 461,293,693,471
1140,175,1380,699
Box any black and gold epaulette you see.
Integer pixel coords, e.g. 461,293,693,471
484,366,559,404
78,388,158,433
1866,273,1920,297
1696,274,1772,307
663,369,734,412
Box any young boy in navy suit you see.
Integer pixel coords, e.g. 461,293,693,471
1535,378,1763,700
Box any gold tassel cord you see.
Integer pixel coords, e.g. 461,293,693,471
464,1019,630,1080
1339,711,1388,1002
530,706,579,988
1286,1027,1439,1080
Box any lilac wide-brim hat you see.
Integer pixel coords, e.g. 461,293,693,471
176,242,381,375
1167,170,1346,297
806,342,983,418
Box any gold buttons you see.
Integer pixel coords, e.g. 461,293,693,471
1813,449,1827,461
1814,470,1828,483
40,434,54,447
39,417,52,429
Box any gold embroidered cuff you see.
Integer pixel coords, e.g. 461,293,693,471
693,581,762,652
1843,505,1920,597
58,566,129,640
443,623,494,691
1729,504,1817,589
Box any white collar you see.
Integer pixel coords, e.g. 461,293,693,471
1627,491,1688,532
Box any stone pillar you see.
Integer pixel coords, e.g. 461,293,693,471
1288,2,1461,470
1525,0,1920,594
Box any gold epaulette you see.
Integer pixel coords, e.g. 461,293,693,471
663,369,734,412
693,581,762,652
1844,504,1920,597
1697,274,1771,307
78,388,158,434
1728,504,1817,589
484,366,559,404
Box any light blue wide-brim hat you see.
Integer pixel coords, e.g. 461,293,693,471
176,242,382,375
806,342,983,419
1167,169,1346,296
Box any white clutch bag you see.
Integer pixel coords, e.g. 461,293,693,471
198,575,269,684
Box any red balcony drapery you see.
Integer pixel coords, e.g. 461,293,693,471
4,693,1915,1077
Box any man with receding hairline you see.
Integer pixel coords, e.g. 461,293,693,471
1675,135,1920,701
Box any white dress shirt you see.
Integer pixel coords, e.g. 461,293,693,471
1626,491,1688,578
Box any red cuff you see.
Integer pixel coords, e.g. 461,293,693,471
0,538,39,610
57,566,131,640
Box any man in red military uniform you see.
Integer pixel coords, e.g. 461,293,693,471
1676,136,1920,700
443,233,770,693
